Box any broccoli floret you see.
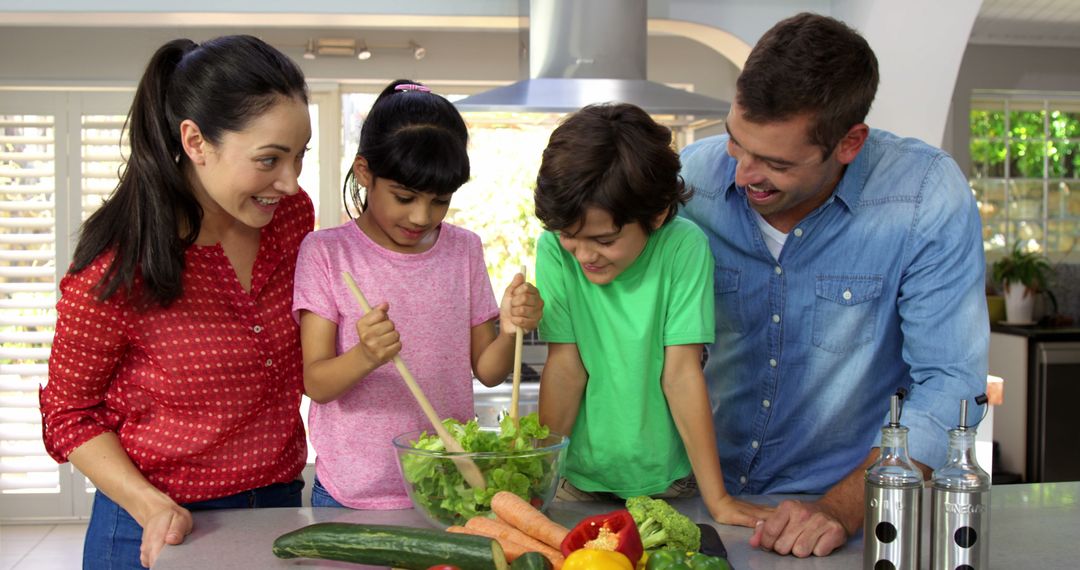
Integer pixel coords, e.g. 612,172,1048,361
625,495,701,552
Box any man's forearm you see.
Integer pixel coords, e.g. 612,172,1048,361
818,448,932,535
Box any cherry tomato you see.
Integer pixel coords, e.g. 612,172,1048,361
530,497,544,508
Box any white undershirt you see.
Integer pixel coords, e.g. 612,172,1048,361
751,209,789,261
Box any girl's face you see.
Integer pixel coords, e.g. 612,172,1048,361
353,156,453,254
183,96,311,233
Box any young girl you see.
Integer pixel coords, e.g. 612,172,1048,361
40,35,312,568
293,79,543,509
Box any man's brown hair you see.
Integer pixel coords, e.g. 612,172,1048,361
737,12,879,156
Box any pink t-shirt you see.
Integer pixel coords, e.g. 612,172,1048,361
293,221,499,508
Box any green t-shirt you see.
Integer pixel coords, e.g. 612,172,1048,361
536,217,715,497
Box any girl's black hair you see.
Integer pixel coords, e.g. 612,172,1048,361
345,79,469,214
72,34,309,306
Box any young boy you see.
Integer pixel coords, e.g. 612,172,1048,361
533,103,768,527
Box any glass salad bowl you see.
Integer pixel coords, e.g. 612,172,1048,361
392,422,568,529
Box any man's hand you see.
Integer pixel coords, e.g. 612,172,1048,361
749,499,849,557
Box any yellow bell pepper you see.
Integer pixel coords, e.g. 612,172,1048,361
562,548,634,570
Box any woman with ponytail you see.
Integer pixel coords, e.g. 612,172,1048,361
39,35,313,569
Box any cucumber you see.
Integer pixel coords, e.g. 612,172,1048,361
510,552,552,570
272,522,507,569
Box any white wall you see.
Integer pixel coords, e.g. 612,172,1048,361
0,27,738,102
832,0,982,147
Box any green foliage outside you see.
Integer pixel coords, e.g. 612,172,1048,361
970,103,1080,255
970,109,1080,178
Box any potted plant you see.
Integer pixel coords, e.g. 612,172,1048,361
991,241,1053,324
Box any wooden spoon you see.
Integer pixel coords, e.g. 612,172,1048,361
341,271,486,490
509,265,527,426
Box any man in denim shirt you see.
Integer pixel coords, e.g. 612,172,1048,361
680,13,989,557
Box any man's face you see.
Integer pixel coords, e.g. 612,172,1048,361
724,101,847,233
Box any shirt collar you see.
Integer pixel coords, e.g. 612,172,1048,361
832,133,873,212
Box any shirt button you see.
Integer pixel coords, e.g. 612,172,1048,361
762,399,771,408
739,475,748,485
774,266,782,275
772,314,780,323
843,289,853,301
751,440,760,449
253,325,263,334
264,359,273,367
769,358,777,368
794,228,804,237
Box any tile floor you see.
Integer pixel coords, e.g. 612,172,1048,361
1,522,86,570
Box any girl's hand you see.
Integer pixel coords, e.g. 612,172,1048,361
708,494,774,528
499,273,543,335
354,302,401,366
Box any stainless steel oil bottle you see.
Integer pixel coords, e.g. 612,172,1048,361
864,393,923,570
930,399,991,570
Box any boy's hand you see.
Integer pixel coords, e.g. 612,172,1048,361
499,273,543,335
354,302,401,366
708,494,774,528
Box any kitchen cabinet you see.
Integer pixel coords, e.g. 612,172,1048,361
989,324,1080,483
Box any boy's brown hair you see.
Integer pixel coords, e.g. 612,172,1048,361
535,103,691,235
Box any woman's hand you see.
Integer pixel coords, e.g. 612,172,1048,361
354,301,401,366
139,501,193,567
499,273,544,335
707,493,774,528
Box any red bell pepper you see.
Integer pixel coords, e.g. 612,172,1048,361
560,509,644,566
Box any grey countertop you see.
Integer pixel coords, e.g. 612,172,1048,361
152,481,1080,569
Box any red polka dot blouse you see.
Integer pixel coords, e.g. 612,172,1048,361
40,192,314,503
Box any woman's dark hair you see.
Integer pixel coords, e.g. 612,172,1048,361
344,79,469,214
736,12,879,156
72,34,308,306
534,103,690,235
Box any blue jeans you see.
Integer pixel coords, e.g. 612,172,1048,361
83,479,304,570
310,476,346,508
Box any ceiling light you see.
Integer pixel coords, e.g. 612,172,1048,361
411,41,426,60
357,43,372,61
303,39,316,60
315,38,357,57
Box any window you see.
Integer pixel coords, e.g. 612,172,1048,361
0,90,123,521
970,92,1080,257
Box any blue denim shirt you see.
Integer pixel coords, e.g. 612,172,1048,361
679,130,989,495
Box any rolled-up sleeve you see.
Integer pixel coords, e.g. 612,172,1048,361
894,155,990,469
40,260,129,462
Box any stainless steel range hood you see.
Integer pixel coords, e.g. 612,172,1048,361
454,0,730,117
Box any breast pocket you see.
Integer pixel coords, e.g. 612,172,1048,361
812,275,883,353
714,266,743,334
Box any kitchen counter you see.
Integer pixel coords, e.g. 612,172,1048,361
152,482,1080,569
990,323,1080,339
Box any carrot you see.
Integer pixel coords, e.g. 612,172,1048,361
447,524,529,562
466,516,565,567
490,491,570,549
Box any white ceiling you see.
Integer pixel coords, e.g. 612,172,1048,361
972,0,1080,47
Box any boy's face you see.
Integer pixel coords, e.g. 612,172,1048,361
557,206,655,285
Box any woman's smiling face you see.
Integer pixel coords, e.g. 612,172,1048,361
186,96,312,231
